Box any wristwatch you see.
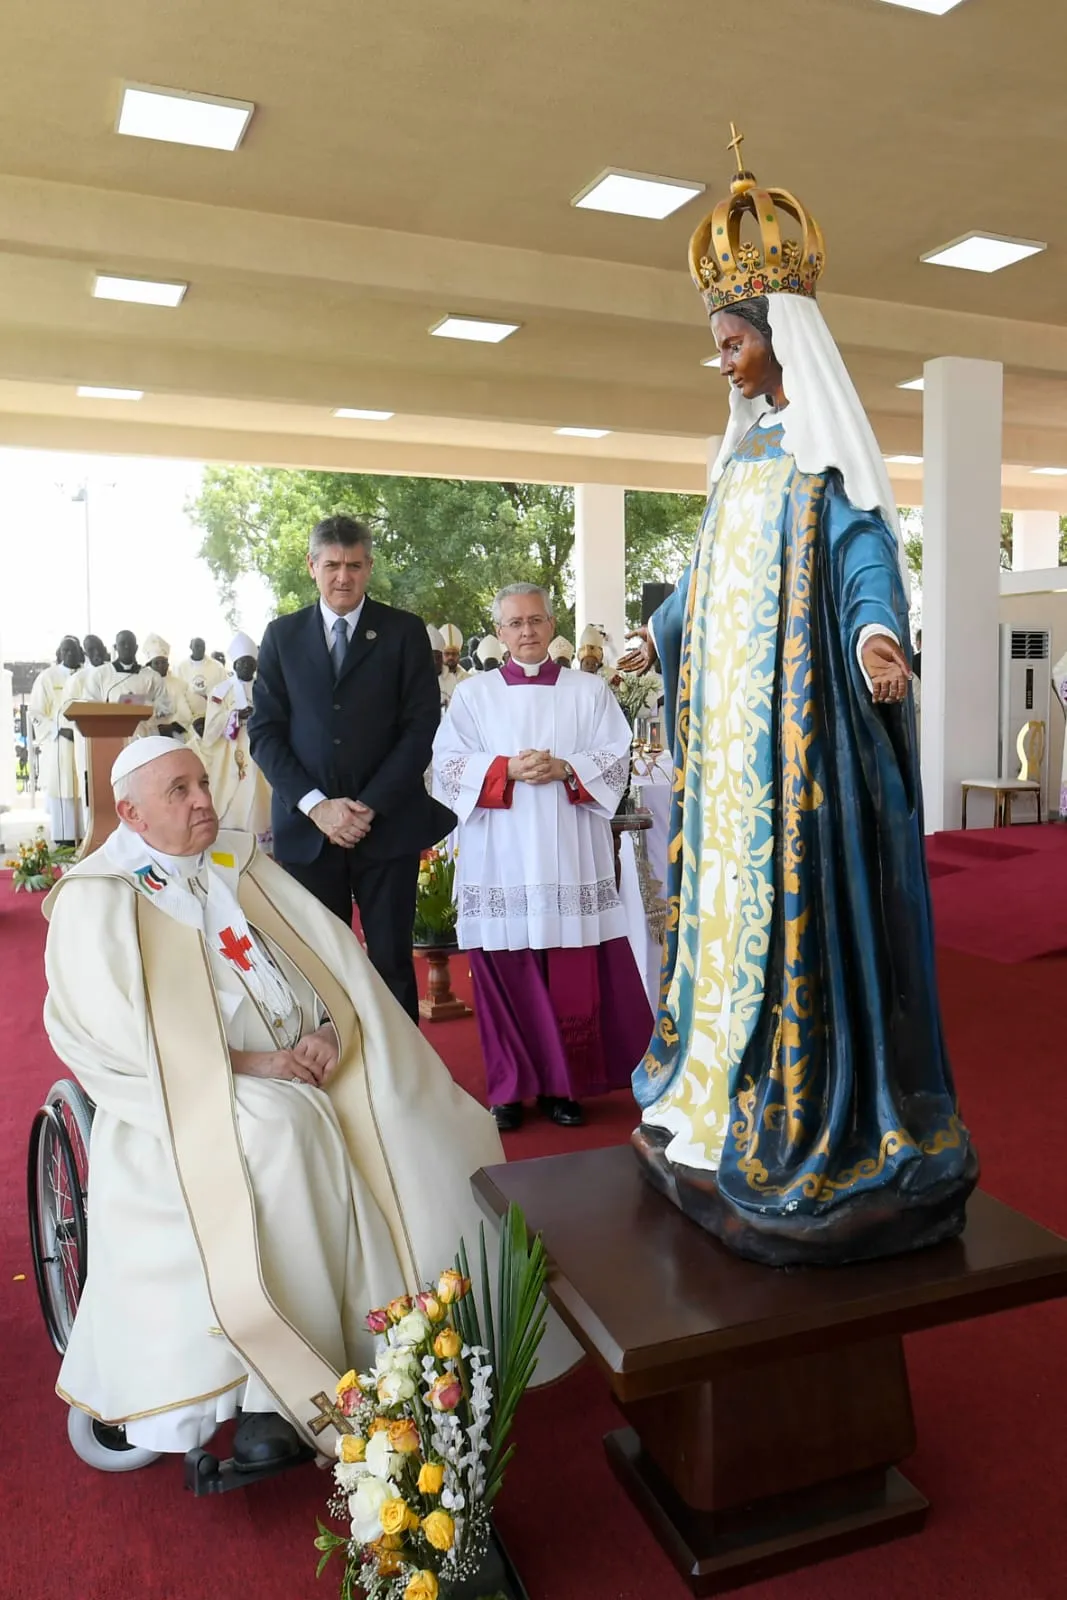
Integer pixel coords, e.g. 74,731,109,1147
561,761,579,792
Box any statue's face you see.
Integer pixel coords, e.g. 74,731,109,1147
711,310,784,403
233,655,256,682
115,631,138,665
190,637,206,660
83,635,108,667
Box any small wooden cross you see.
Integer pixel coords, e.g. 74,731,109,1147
307,1390,354,1436
727,122,746,173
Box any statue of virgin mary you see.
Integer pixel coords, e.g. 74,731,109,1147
629,133,978,1265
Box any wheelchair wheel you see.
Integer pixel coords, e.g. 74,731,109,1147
28,1080,93,1355
66,1408,162,1473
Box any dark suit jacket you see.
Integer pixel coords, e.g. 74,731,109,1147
249,596,455,864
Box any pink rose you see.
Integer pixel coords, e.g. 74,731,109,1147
366,1308,390,1335
340,1386,362,1417
426,1374,463,1413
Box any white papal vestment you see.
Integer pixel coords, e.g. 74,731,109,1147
43,830,572,1454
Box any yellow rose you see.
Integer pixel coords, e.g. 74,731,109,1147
421,1510,456,1552
335,1368,360,1398
433,1328,462,1360
436,1269,471,1305
417,1461,445,1495
415,1291,445,1323
371,1536,405,1577
368,1417,391,1436
387,1294,415,1324
404,1573,439,1600
380,1497,419,1537
388,1417,421,1455
338,1434,366,1463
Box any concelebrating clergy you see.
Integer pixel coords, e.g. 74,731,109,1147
200,631,273,843
41,736,533,1465
433,583,653,1131
622,130,977,1265
28,635,86,847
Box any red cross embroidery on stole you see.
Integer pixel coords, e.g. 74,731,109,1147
219,927,254,971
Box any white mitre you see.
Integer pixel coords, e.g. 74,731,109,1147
228,631,258,662
440,623,463,651
548,637,574,662
577,624,605,660
111,735,189,787
142,633,171,661
426,624,446,652
476,636,505,665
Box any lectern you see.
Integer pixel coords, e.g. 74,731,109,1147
63,702,152,856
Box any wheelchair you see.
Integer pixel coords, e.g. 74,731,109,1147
27,1077,311,1493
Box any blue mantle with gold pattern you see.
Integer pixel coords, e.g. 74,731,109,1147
632,421,976,1264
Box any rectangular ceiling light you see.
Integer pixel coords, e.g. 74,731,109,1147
701,356,721,369
877,0,968,13
1031,467,1067,476
885,454,923,465
555,427,611,439
573,170,705,221
897,377,924,391
921,232,1046,273
117,83,253,151
332,408,395,421
92,273,187,307
77,385,144,400
430,316,521,344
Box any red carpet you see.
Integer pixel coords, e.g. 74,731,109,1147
925,824,1067,963
3,869,1067,1600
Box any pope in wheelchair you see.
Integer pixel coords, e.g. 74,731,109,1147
37,736,514,1477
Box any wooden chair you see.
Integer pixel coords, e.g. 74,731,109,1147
961,719,1045,828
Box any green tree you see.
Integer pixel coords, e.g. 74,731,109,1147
896,507,1014,577
189,468,710,642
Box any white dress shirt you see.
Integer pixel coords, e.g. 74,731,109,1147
297,597,367,817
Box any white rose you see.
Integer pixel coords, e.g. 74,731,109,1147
376,1344,418,1378
349,1475,392,1543
334,1460,365,1492
364,1429,401,1481
393,1310,431,1347
377,1369,416,1406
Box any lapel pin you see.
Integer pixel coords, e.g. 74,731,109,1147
366,630,377,640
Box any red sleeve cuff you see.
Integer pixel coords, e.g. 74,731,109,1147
478,755,514,809
565,771,595,805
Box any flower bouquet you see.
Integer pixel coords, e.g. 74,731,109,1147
5,830,74,892
315,1203,546,1600
413,844,458,947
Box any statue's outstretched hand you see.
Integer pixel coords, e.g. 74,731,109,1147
861,634,911,704
617,627,655,674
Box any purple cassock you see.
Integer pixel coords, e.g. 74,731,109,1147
435,653,654,1107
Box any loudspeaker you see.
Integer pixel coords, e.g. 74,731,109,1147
641,582,675,625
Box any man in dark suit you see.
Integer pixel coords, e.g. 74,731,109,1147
249,515,455,1021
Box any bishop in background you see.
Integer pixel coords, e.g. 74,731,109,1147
433,583,653,1131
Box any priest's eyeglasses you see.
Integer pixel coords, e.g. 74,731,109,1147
498,615,550,631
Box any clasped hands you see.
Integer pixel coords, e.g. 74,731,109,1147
230,1023,339,1087
861,635,911,704
506,749,568,786
309,796,375,847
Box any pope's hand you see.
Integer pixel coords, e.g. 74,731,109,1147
229,1047,324,1086
292,1024,340,1082
861,635,911,704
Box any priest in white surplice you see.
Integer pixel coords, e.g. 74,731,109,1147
28,636,85,845
433,584,653,1132
84,629,171,735
41,737,539,1466
200,632,273,842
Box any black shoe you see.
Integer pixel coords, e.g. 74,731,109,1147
232,1410,304,1472
491,1101,524,1132
537,1096,584,1128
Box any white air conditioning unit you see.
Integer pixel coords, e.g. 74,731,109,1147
997,624,1050,784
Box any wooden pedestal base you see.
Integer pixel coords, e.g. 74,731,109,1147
606,1433,926,1595
415,946,472,1022
474,1144,1067,1598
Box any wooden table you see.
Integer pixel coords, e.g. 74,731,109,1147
474,1145,1067,1595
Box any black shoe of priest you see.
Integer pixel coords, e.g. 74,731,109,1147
232,1410,305,1471
538,1096,584,1127
491,1101,524,1132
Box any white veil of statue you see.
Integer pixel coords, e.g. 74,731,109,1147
709,294,910,582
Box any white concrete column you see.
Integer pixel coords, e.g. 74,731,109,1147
921,357,1003,831
574,484,626,656
1012,509,1060,571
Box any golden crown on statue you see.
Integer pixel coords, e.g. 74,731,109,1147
688,124,826,312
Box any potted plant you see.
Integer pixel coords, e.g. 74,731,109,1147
5,830,74,891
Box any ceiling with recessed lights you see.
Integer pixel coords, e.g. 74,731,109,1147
1,0,1067,505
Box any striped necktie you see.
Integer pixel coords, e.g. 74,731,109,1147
330,616,348,678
